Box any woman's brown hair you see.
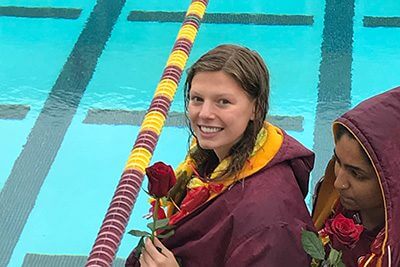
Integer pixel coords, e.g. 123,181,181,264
184,44,270,180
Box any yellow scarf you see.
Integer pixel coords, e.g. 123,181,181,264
167,122,283,216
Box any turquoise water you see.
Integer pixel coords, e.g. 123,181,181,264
0,0,399,266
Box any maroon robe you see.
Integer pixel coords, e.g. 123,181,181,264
126,132,315,266
313,86,400,266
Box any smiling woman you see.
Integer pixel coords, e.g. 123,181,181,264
188,70,256,162
126,44,315,267
312,87,400,267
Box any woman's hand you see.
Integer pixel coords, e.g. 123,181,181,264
139,237,179,267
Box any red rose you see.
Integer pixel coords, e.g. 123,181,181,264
145,162,176,198
325,213,364,248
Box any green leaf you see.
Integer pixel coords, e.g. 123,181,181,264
301,230,326,260
157,224,174,231
155,218,170,228
147,218,170,231
134,236,145,258
328,247,345,267
335,252,345,267
157,230,175,239
128,229,151,237
328,248,340,264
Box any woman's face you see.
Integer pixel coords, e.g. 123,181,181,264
188,71,255,161
333,134,384,215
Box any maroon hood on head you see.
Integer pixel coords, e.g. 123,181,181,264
335,86,400,266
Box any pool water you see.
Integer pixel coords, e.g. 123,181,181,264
0,0,399,266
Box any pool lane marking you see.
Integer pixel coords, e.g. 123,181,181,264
127,11,313,26
312,0,355,184
82,108,304,132
0,104,30,120
0,6,81,19
21,253,126,267
0,0,126,265
364,16,400,27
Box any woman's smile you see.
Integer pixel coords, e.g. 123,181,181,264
198,125,223,134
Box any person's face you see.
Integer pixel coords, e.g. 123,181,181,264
333,134,384,214
188,71,255,161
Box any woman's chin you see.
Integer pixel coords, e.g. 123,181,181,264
340,197,357,211
196,140,214,150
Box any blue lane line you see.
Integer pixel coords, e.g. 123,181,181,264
22,253,126,267
0,104,30,120
312,0,355,183
82,109,304,131
0,0,126,265
364,16,400,27
0,6,82,19
128,11,314,26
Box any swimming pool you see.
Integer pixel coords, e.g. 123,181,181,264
1,0,399,266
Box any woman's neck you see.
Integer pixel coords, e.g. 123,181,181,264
360,207,385,231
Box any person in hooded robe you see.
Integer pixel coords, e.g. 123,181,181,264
313,86,400,266
126,44,315,267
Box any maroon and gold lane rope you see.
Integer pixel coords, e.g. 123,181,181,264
85,1,209,266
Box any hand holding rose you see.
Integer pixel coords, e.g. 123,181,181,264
128,162,178,264
139,237,179,267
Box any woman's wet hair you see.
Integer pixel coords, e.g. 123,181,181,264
184,44,270,180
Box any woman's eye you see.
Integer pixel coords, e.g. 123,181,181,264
350,170,366,180
218,99,230,105
190,96,202,103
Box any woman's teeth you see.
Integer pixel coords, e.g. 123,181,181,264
200,126,222,133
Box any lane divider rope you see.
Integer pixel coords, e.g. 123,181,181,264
85,0,209,266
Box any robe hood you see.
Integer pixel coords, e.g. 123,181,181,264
314,86,400,266
265,130,315,198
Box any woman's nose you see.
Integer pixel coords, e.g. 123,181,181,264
198,102,215,119
333,166,349,190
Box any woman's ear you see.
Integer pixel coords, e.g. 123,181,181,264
250,102,256,121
